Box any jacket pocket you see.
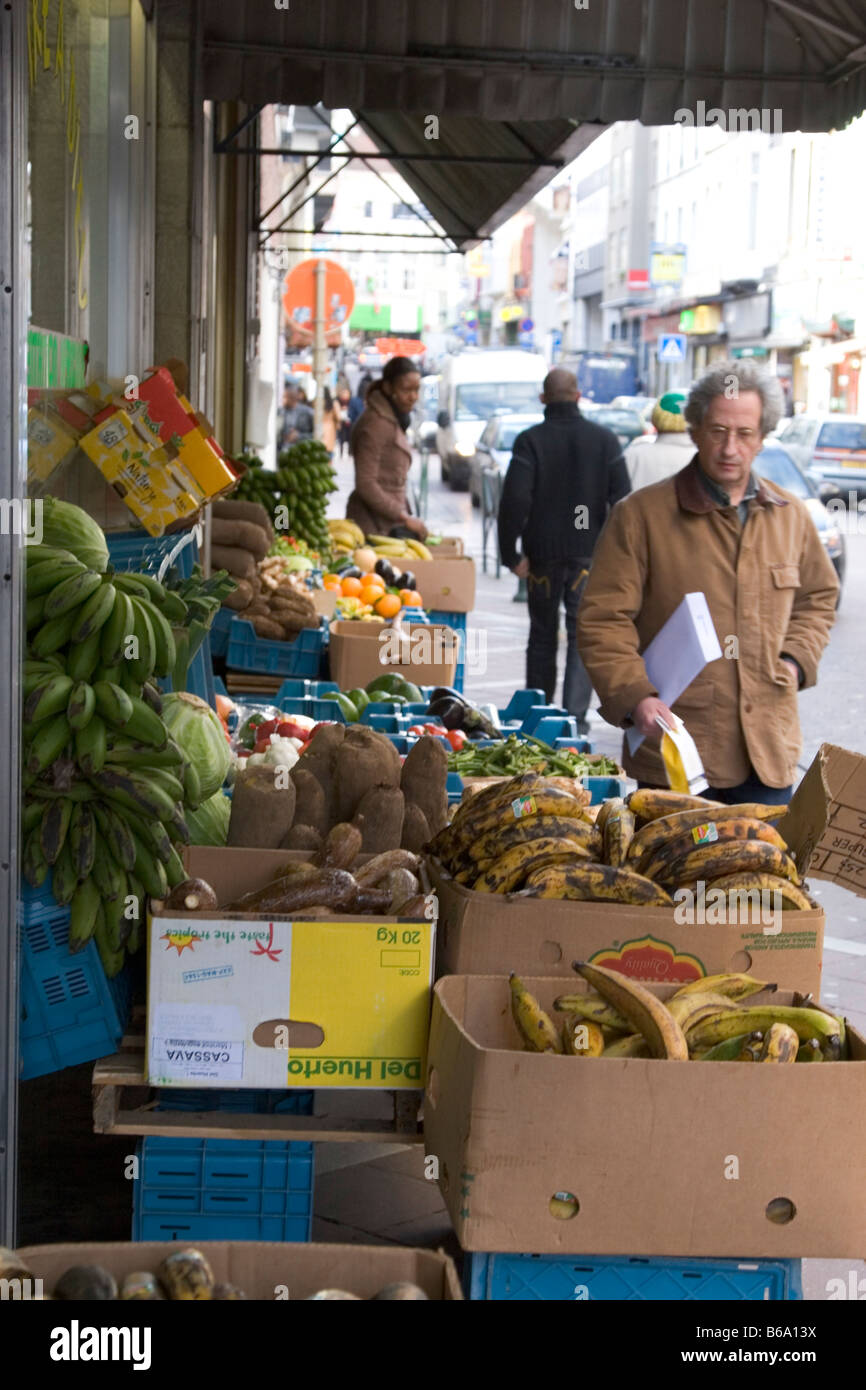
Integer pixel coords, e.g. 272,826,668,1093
770,563,800,589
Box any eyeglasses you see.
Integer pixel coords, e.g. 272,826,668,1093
707,426,759,444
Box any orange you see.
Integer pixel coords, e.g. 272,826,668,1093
360,574,385,592
400,589,422,607
360,584,385,607
340,576,362,598
323,573,342,589
374,592,402,619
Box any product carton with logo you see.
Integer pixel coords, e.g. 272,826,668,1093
328,619,459,690
424,974,866,1256
147,847,434,1090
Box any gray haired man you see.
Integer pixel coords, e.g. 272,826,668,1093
576,359,839,803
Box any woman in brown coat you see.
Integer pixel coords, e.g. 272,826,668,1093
346,357,428,539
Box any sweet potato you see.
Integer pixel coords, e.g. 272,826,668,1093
352,786,405,854
251,616,285,641
400,801,432,852
211,517,270,559
211,543,258,582
400,736,448,835
212,497,274,542
334,725,402,824
280,823,323,852
228,765,296,848
222,580,254,612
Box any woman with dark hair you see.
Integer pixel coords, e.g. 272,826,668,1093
321,385,339,458
346,356,428,539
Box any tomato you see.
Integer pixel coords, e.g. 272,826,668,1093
446,729,467,750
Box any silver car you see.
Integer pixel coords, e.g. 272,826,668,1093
755,442,845,593
775,413,866,500
468,411,544,507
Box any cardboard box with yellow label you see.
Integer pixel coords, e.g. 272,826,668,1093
147,848,435,1089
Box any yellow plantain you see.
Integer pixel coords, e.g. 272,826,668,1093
672,972,776,1002
688,1004,843,1052
656,839,801,888
521,861,674,906
601,1033,651,1058
452,787,593,848
475,837,594,894
469,813,601,864
796,1039,824,1062
604,804,636,867
736,1032,767,1062
702,872,814,912
626,803,786,871
664,991,740,1031
594,797,624,835
553,991,631,1032
641,818,788,881
452,772,548,825
758,1022,799,1063
509,973,562,1053
561,1017,605,1056
572,961,689,1060
628,789,723,821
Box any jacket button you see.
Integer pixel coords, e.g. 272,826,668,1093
744,702,752,713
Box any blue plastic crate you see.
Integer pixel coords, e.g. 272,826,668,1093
227,616,328,678
464,1253,802,1301
19,877,132,1081
428,609,466,693
584,775,637,803
210,606,234,659
132,1138,314,1243
155,1089,314,1115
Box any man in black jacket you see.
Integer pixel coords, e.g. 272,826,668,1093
498,368,631,731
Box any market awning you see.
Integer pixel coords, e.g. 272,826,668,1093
201,0,866,246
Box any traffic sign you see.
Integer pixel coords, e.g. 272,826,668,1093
283,258,355,336
658,333,687,363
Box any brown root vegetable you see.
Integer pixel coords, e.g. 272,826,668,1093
316,822,363,870
289,767,329,835
385,867,420,911
351,887,393,913
251,616,286,641
212,1283,247,1300
354,849,421,887
335,725,402,824
210,543,258,581
212,498,274,541
228,764,297,849
294,724,346,824
372,1281,429,1300
211,517,270,559
400,736,448,835
164,878,219,912
222,580,254,612
53,1265,118,1300
352,786,405,854
227,868,358,915
281,822,324,852
394,893,428,918
400,801,431,853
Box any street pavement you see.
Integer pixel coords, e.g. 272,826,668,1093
318,449,866,1295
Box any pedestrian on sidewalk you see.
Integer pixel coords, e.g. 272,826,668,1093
498,368,631,734
320,386,340,459
576,359,839,804
346,356,428,540
624,391,694,490
278,380,314,451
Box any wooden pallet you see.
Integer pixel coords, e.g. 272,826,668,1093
92,1035,423,1145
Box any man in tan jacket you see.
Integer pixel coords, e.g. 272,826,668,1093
576,360,838,803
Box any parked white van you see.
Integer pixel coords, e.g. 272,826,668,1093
436,348,548,489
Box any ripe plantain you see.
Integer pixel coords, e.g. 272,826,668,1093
736,1032,768,1062
603,804,635,867
758,1022,799,1063
468,813,602,864
664,991,740,1031
628,789,723,821
642,818,788,881
522,861,674,906
509,973,563,1053
601,1033,651,1058
627,804,786,871
657,839,801,889
594,797,624,835
688,1005,845,1052
572,960,689,1060
553,991,631,1032
700,872,814,912
561,1016,605,1056
475,836,594,894
452,786,592,849
672,972,776,1002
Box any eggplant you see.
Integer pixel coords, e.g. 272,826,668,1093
395,570,417,590
428,686,466,706
374,557,399,586
339,565,362,580
426,694,466,730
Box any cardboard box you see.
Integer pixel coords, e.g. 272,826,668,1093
328,619,458,690
16,1241,462,1300
311,587,337,619
426,857,824,994
779,742,866,894
424,974,866,1257
147,847,435,1090
410,554,476,612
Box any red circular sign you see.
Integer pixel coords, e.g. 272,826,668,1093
283,258,355,336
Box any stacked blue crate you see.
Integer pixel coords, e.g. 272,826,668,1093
19,877,132,1080
427,609,467,693
464,1253,802,1301
227,616,329,680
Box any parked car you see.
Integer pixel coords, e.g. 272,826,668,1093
467,411,544,507
436,348,547,489
582,405,648,449
776,413,866,499
755,442,845,591
612,394,657,430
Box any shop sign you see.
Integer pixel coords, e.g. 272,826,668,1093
627,269,650,290
500,305,523,322
650,243,687,287
680,304,721,335
28,0,88,311
723,292,771,341
27,326,87,390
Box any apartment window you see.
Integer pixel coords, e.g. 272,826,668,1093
364,201,373,218
663,210,669,242
676,207,683,242
787,149,797,245
607,231,615,271
623,148,632,198
618,227,627,273
691,201,697,244
403,265,415,292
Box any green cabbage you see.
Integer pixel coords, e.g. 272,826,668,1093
185,791,231,846
39,497,109,572
161,692,231,799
